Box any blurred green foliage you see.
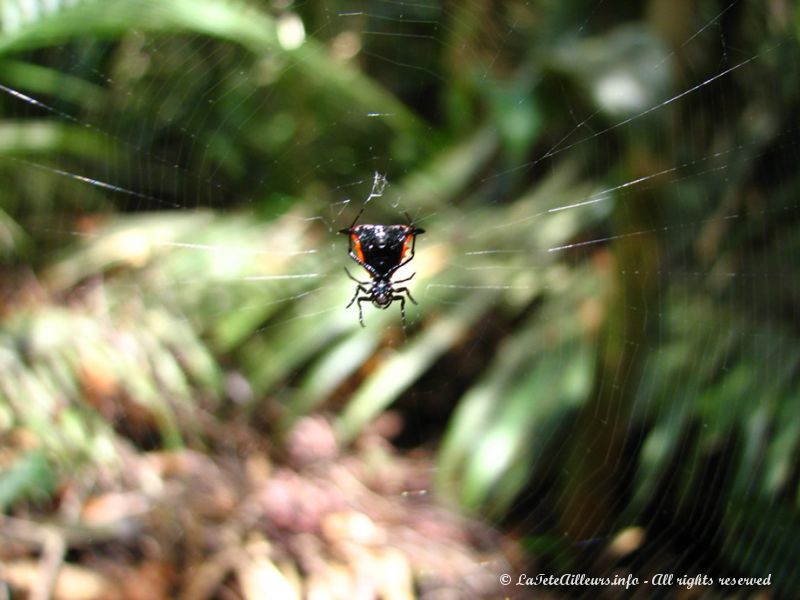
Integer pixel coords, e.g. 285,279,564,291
1,0,800,593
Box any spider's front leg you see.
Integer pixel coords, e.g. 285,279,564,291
393,295,408,330
356,297,371,327
346,285,370,309
393,286,418,305
392,272,416,285
344,267,370,286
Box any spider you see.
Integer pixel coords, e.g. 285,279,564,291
339,217,425,328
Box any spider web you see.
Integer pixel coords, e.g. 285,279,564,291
2,0,798,596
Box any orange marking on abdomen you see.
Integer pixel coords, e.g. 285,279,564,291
351,233,365,262
400,233,413,260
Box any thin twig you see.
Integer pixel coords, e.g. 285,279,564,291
33,530,67,600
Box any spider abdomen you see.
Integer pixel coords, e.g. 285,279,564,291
348,224,420,279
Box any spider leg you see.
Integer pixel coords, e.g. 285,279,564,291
389,230,423,274
403,212,426,235
356,297,371,327
345,288,358,309
393,286,418,305
394,295,407,330
346,285,370,308
392,272,416,285
344,267,370,286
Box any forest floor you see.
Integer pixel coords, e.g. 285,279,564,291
1,413,522,599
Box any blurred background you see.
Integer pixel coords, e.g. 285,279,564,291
1,0,799,598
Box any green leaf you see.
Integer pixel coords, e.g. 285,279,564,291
0,450,57,511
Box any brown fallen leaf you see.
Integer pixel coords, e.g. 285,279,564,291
236,539,301,600
1,560,109,600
